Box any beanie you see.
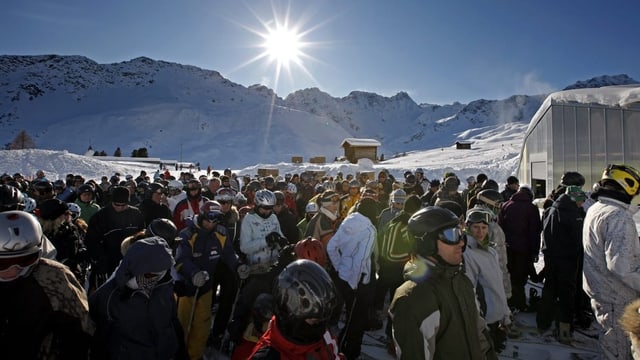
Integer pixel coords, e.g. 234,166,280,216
39,198,68,220
111,186,130,204
403,195,422,214
355,198,378,224
390,189,407,204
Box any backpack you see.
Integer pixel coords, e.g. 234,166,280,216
379,215,412,263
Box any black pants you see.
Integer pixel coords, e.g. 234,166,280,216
506,248,532,311
536,257,578,329
373,260,405,338
210,262,239,338
335,276,373,360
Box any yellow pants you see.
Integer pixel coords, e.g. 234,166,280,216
177,290,213,360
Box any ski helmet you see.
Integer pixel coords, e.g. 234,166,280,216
561,171,586,187
23,197,37,213
67,202,81,220
407,206,462,258
215,188,236,202
254,189,277,208
600,164,640,196
476,189,503,213
0,185,25,212
274,259,337,321
147,218,178,247
0,211,44,281
294,237,327,267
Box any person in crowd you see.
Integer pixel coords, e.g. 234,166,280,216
326,197,378,360
31,179,55,205
501,176,519,201
297,202,318,239
377,169,393,206
173,178,209,231
466,173,488,208
228,190,285,343
75,183,100,223
389,206,496,360
537,185,586,344
231,293,275,360
475,189,511,301
166,179,186,213
175,205,238,360
89,236,188,360
339,180,361,219
430,175,465,212
414,167,429,194
378,189,406,230
420,179,440,206
498,184,542,312
85,186,145,291
139,182,172,226
375,194,422,355
306,190,342,246
273,190,301,244
403,173,424,197
202,177,221,199
0,210,93,359
37,198,87,283
249,259,344,359
463,207,513,353
583,164,640,359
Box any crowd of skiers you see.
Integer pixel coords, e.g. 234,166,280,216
1,163,640,360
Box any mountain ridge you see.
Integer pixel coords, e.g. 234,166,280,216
1,55,636,168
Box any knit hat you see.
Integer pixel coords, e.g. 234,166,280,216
356,198,378,224
403,195,422,214
444,176,459,191
565,185,586,202
466,176,476,183
111,186,130,204
390,189,406,204
39,198,69,220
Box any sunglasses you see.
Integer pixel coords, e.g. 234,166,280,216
112,202,128,207
188,187,200,191
0,252,39,271
436,227,464,246
218,200,231,205
260,206,274,211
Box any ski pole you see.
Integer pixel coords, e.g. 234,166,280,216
186,286,200,339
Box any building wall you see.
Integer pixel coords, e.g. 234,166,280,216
518,103,640,197
344,146,378,163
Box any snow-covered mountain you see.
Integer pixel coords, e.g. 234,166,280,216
1,55,636,168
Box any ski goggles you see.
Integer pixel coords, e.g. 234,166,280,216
203,211,225,222
0,252,40,272
466,210,492,224
436,227,464,246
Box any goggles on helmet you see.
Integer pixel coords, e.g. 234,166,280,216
436,227,464,246
203,211,224,223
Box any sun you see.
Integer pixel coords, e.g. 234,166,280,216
263,25,303,67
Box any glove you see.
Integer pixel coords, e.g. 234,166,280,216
237,264,250,280
265,232,287,249
191,270,210,287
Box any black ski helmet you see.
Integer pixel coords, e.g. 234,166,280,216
560,171,586,187
407,206,461,258
0,184,25,212
274,259,337,321
146,218,178,247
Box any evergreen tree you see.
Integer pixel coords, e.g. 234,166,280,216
137,147,149,157
131,149,139,157
9,130,36,149
114,147,122,157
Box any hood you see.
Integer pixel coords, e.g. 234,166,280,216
339,211,373,235
115,236,175,287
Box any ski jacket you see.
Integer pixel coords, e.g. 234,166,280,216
497,190,542,255
377,206,401,230
305,207,340,246
139,198,172,226
463,235,511,324
249,316,343,360
89,237,181,360
542,194,584,259
239,211,283,274
172,196,209,231
75,198,100,223
0,258,92,360
339,193,360,219
326,212,376,289
488,221,511,298
176,217,238,295
377,211,412,264
389,255,496,360
583,195,640,306
276,207,301,244
85,204,145,275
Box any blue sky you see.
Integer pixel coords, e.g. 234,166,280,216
2,0,639,105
